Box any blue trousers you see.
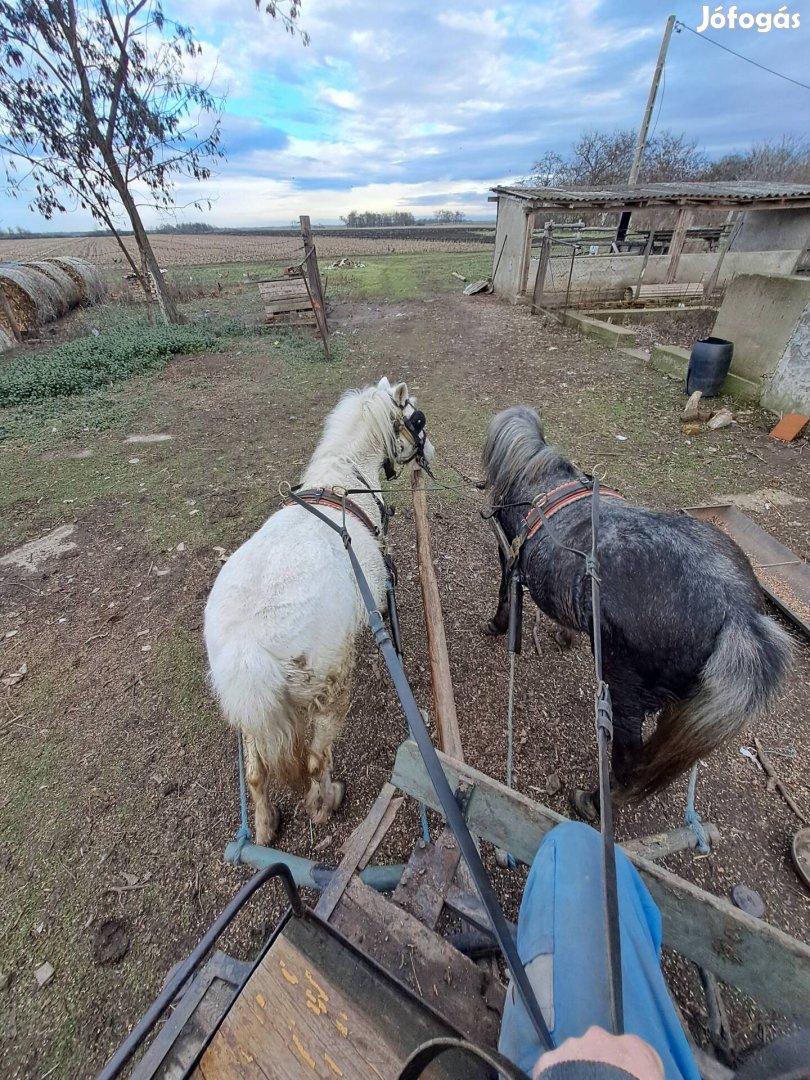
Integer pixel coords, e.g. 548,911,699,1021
498,822,700,1080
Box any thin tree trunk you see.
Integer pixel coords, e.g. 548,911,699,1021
116,182,180,323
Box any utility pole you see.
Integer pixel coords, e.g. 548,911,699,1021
616,14,676,243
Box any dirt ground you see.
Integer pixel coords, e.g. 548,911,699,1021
1,280,809,1077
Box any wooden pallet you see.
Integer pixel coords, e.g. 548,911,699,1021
256,217,330,355
258,277,316,325
624,282,704,302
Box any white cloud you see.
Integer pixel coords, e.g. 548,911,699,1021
318,87,361,111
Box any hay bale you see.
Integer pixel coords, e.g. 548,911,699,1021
24,260,81,309
0,264,64,326
0,324,14,354
45,256,105,305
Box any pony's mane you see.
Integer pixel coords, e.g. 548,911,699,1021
306,383,399,474
482,406,575,505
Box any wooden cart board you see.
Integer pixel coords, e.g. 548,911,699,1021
392,739,810,1023
683,503,810,639
190,913,489,1080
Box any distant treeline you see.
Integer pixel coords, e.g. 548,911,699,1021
339,209,467,227
154,222,218,233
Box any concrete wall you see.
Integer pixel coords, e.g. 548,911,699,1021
733,209,810,254
527,249,802,303
711,273,810,413
492,197,531,299
764,300,810,413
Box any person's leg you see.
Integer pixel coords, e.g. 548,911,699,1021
498,821,699,1080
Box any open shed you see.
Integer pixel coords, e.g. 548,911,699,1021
490,181,810,307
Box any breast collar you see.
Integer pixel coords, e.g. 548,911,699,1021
282,487,381,539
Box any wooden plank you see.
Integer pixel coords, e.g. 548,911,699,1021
257,280,308,296
628,283,704,300
392,829,461,929
264,312,317,326
331,875,504,1046
410,463,464,760
392,739,810,1021
201,932,404,1079
340,794,403,870
315,783,397,920
264,296,313,313
664,208,693,284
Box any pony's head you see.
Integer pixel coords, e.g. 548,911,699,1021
375,376,435,478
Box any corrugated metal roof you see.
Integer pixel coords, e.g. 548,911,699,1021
492,181,810,208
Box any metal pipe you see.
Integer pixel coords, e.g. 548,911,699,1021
225,841,405,893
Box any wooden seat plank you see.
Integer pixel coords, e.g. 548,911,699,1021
196,915,488,1080
198,933,404,1079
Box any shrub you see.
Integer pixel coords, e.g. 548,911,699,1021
0,322,224,407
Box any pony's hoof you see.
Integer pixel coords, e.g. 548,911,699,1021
571,789,599,824
328,780,346,812
484,619,505,637
554,627,576,651
255,804,281,847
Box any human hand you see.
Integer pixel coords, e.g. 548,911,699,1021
533,1026,664,1079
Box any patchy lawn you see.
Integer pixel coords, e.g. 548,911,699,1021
1,263,808,1077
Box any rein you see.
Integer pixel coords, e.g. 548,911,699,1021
489,476,625,1036
281,483,556,1054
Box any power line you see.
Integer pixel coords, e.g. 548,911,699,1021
675,19,810,93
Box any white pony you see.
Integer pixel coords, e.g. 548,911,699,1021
204,377,434,844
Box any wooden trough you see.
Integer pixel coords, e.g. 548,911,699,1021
106,465,810,1080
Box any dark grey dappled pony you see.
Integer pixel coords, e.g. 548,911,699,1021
482,406,792,816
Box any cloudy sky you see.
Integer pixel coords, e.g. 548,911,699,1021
2,0,809,230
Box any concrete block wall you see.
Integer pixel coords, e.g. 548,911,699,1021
525,249,801,302
712,273,810,413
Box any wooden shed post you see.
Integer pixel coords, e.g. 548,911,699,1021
664,208,693,284
519,211,536,295
531,228,552,314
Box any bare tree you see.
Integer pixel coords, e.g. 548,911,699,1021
526,129,708,188
0,0,230,322
707,135,810,183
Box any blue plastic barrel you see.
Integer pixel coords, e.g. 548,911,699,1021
686,337,734,397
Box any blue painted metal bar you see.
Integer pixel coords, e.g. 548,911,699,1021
224,840,405,893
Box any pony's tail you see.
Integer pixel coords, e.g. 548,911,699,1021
629,612,792,801
208,638,309,792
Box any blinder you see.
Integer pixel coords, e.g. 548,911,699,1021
385,399,432,479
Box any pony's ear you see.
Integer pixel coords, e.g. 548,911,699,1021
391,381,409,407
377,376,392,392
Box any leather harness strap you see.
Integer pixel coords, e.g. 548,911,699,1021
283,488,380,538
524,479,624,541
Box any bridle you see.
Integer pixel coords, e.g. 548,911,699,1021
385,397,431,480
